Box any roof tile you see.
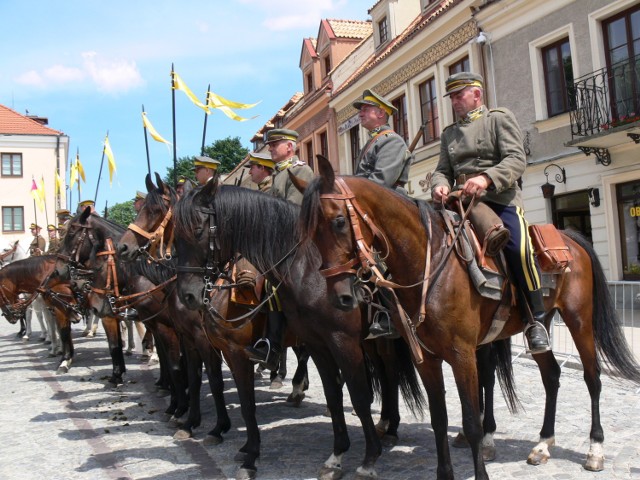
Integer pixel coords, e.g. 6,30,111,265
0,104,64,135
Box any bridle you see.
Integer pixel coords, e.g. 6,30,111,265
89,237,175,319
126,194,175,260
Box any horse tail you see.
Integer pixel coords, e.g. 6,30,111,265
393,337,428,418
490,338,522,414
564,229,640,383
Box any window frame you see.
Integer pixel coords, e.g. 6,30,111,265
541,37,574,117
392,95,409,143
2,206,24,233
378,16,388,45
349,125,360,173
1,153,23,177
418,77,440,145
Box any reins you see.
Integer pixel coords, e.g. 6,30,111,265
126,194,175,260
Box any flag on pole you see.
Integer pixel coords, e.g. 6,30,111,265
55,170,64,196
39,176,46,203
103,136,117,185
142,112,171,144
172,72,209,112
31,177,44,211
207,90,260,110
206,91,258,122
76,156,86,183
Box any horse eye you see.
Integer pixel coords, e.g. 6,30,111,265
334,215,346,230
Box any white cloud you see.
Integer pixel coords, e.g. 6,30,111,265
15,70,45,88
82,51,145,94
236,0,350,31
43,65,85,84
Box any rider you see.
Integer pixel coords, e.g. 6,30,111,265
431,71,550,354
194,156,220,186
77,199,96,214
133,191,147,213
244,152,275,193
351,88,413,339
28,223,46,256
245,129,315,372
46,224,60,253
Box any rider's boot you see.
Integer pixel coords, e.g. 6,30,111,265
523,288,551,354
246,311,285,371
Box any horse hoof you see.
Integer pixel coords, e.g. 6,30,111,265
203,434,223,446
173,429,192,440
527,450,550,465
236,467,257,480
56,366,68,375
285,394,304,407
381,434,398,448
584,454,604,471
355,466,378,479
318,466,343,480
452,432,469,448
483,445,496,462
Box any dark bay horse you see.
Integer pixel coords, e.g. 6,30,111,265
296,156,640,479
173,181,426,480
55,207,227,438
0,255,78,372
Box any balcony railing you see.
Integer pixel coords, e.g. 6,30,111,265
569,54,640,139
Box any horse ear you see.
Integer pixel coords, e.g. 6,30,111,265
202,176,218,198
316,155,335,192
288,170,308,194
145,173,155,193
79,206,92,223
155,172,165,192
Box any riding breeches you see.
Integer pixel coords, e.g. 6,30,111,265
264,279,282,313
486,202,541,292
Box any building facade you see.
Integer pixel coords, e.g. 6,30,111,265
0,105,69,246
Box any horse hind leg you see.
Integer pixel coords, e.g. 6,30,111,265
286,345,310,407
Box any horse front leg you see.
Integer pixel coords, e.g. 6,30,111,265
416,356,454,480
102,316,126,385
287,345,310,406
174,342,203,439
202,347,232,446
55,310,74,374
528,350,561,466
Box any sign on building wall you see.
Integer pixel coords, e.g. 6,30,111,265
338,114,360,135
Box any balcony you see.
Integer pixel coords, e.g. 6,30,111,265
566,55,640,166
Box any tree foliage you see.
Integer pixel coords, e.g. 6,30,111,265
163,136,249,185
106,200,136,228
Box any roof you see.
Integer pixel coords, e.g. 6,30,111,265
0,104,64,135
334,0,460,96
326,19,372,39
251,92,305,142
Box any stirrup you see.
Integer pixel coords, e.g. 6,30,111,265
365,310,400,340
523,322,551,355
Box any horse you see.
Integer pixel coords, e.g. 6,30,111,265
295,156,640,479
62,205,233,442
0,255,78,372
172,180,426,480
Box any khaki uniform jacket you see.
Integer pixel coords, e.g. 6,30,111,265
29,235,46,256
355,124,412,192
432,107,526,208
47,238,60,254
271,156,315,206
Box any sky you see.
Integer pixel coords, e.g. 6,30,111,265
0,0,373,207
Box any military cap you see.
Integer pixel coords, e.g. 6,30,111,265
352,89,398,116
57,223,66,231
78,199,95,208
30,223,41,230
56,208,71,217
194,156,220,170
134,191,147,201
265,128,299,144
444,72,484,96
176,176,188,186
244,152,275,169
47,224,56,232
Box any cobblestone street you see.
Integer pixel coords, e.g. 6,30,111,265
0,319,638,480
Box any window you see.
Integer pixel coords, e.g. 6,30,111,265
305,141,314,170
2,207,24,232
617,180,640,280
449,56,470,75
418,78,440,144
550,191,591,243
305,72,313,94
349,125,360,172
378,17,388,44
1,153,22,177
319,131,328,160
392,95,409,143
323,55,331,78
603,4,640,121
542,38,573,117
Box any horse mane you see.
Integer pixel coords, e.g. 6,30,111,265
175,185,313,281
146,182,177,213
122,257,176,285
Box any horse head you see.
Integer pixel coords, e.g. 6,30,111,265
118,172,177,261
173,179,221,310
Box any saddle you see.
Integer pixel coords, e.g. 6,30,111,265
229,257,264,306
440,200,573,345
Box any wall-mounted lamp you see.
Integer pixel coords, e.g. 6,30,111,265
540,163,567,199
588,187,600,207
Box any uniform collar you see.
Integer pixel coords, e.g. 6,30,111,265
368,124,391,138
275,155,305,172
459,105,486,125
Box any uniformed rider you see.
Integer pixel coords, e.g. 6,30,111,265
28,223,46,256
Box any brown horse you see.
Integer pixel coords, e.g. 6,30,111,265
296,156,640,479
171,180,426,480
